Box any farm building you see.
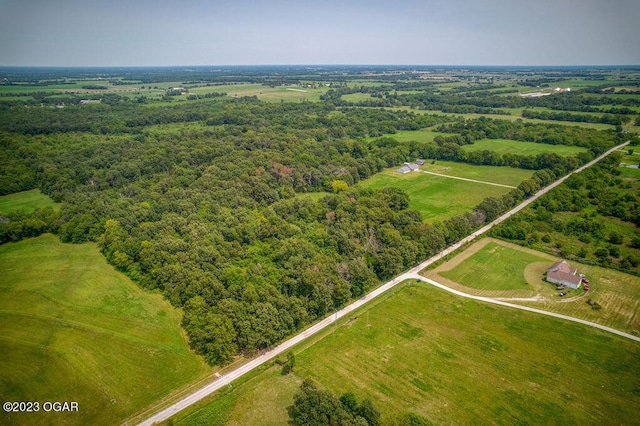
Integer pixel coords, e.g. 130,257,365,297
546,260,582,289
397,162,419,174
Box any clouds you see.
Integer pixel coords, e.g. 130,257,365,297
0,0,638,66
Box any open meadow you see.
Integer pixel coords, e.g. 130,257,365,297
357,163,532,222
461,138,589,157
0,189,58,214
0,235,209,426
417,160,533,187
165,282,640,425
357,168,517,222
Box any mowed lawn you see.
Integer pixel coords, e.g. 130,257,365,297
0,235,209,426
0,189,59,214
357,164,532,222
462,138,588,157
418,160,534,187
167,283,640,425
439,241,550,291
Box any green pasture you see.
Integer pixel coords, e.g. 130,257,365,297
462,138,588,156
369,128,446,144
418,160,533,187
166,282,640,425
357,167,525,222
439,241,549,291
0,235,209,426
342,93,373,102
0,189,59,215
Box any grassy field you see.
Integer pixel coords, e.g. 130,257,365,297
439,240,550,292
418,160,533,187
357,168,520,222
165,282,640,425
368,128,446,144
342,93,374,103
0,189,59,214
0,234,210,426
428,238,640,334
462,138,588,157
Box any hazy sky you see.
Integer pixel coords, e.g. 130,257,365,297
1,0,638,66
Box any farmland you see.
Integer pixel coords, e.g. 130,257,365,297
166,282,640,425
0,235,209,426
357,166,527,222
461,138,589,157
417,160,533,187
1,65,639,425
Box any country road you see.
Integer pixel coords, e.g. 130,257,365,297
134,141,632,426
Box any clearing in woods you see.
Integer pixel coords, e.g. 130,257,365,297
0,189,59,214
358,164,532,222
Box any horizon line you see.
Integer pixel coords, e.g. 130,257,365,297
1,64,640,69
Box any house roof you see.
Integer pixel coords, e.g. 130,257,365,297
397,163,419,173
547,260,581,286
547,270,582,286
548,260,577,275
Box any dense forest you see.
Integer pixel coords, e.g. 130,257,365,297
0,73,630,364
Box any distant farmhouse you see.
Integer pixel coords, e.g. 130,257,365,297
546,260,582,289
397,162,420,174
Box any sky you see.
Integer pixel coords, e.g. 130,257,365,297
1,0,639,67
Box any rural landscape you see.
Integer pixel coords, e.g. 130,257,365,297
1,63,639,425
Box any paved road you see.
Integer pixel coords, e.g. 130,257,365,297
135,141,631,426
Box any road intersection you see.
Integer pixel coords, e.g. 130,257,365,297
135,141,633,426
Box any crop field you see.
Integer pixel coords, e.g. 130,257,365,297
0,189,59,214
0,235,209,426
357,168,520,222
428,238,640,334
462,138,588,157
167,282,640,425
